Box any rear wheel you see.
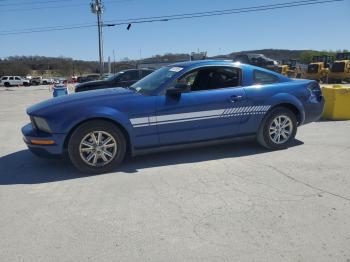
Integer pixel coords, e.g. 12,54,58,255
257,107,297,150
68,120,126,174
4,82,10,87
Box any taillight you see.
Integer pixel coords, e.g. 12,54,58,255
307,82,322,101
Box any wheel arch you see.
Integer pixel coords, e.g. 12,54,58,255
266,93,305,125
269,103,303,125
63,117,132,156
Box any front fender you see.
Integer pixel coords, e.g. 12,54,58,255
266,93,306,124
52,106,134,144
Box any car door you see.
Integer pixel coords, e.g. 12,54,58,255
14,77,22,85
8,77,15,85
156,66,247,145
238,69,281,135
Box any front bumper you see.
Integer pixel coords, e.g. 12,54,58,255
22,123,67,158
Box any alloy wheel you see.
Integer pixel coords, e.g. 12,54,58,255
269,115,293,144
79,131,117,167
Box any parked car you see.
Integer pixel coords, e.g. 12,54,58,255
233,53,278,71
30,76,54,85
76,74,100,84
74,69,154,92
22,60,324,173
0,76,30,87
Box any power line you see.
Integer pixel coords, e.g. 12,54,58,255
102,0,327,23
0,0,344,36
105,0,344,26
2,0,341,33
0,0,130,12
0,0,71,5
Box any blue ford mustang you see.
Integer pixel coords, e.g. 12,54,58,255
22,60,324,173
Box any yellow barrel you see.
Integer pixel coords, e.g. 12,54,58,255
322,85,350,120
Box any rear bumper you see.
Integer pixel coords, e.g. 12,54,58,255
303,96,325,124
22,123,66,158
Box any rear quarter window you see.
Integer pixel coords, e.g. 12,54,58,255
1,77,8,80
253,70,279,85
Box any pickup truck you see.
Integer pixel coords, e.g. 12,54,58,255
0,76,30,87
30,76,54,85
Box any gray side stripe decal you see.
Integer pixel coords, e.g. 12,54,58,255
131,105,271,127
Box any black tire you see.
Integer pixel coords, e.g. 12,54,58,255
68,120,127,174
4,82,10,87
43,81,47,85
257,107,298,150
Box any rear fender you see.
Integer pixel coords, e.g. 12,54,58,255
266,93,305,124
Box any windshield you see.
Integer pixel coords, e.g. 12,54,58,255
131,66,183,95
331,62,345,73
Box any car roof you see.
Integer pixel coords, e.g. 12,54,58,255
169,60,234,68
2,76,21,78
167,59,291,82
121,68,153,72
168,59,261,71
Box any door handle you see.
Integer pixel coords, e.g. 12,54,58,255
230,95,244,103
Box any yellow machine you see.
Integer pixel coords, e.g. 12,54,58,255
276,60,304,78
304,56,333,83
328,52,350,83
276,64,289,76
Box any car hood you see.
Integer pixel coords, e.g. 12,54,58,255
27,87,136,115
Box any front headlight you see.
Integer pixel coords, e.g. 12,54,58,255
33,116,51,133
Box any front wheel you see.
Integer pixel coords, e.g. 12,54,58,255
257,107,297,150
68,120,126,174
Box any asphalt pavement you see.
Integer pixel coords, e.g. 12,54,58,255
0,85,350,262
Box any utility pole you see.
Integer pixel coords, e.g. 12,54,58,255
90,0,104,77
113,49,116,74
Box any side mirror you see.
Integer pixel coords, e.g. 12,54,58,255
166,83,190,96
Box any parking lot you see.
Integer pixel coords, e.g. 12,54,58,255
1,85,350,261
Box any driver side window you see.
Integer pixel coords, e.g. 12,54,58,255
174,67,241,92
